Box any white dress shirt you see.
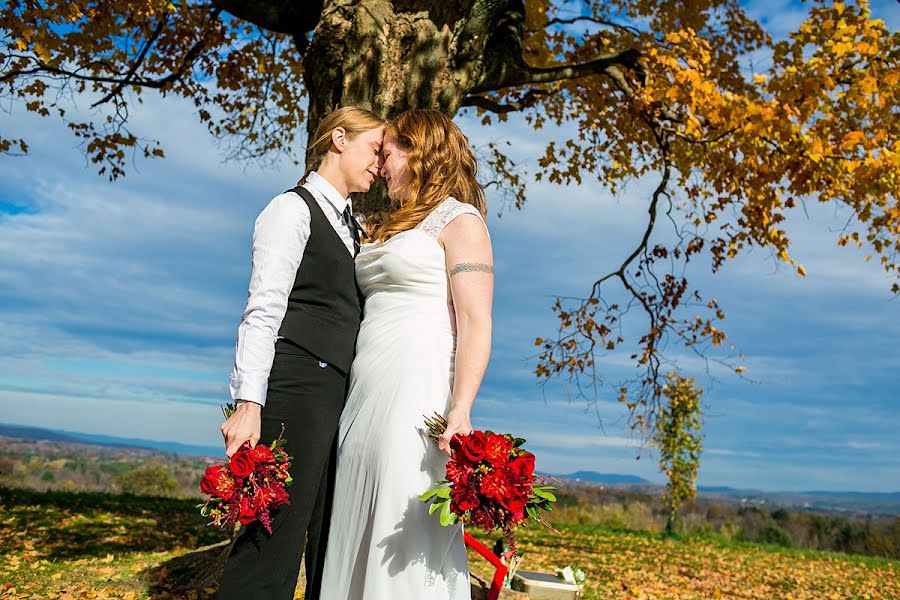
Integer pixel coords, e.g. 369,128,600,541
229,171,356,406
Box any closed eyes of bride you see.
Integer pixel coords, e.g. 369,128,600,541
449,263,494,277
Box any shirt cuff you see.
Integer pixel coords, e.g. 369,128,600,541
229,373,269,407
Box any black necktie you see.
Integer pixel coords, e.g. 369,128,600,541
342,205,361,257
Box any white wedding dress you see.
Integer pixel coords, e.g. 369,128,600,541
319,197,486,599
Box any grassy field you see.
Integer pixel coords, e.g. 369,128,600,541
2,487,898,600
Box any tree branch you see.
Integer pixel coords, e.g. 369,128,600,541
7,12,220,99
461,88,549,114
90,18,168,108
592,136,670,307
211,0,324,35
475,47,643,92
453,0,518,64
546,15,641,37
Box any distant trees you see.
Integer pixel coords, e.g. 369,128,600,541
0,455,15,479
551,485,900,560
3,438,898,559
0,439,206,497
112,464,179,497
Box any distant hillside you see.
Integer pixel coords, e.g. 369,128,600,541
701,487,900,516
3,422,898,514
0,424,83,444
0,423,222,458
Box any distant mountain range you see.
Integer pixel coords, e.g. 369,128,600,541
2,422,899,514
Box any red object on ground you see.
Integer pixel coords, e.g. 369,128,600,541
464,531,508,600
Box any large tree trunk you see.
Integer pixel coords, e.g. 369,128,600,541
300,0,512,214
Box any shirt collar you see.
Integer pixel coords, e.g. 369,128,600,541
306,171,351,214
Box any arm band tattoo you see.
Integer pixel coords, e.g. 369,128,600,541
450,262,494,277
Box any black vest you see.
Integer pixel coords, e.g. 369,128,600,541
276,186,362,374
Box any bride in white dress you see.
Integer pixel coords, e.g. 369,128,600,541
319,109,494,599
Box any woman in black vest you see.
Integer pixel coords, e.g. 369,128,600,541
217,106,385,600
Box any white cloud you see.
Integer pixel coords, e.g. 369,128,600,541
0,389,225,448
523,431,642,451
705,448,763,458
846,441,889,451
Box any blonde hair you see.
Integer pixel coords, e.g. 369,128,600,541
300,106,386,182
366,109,486,243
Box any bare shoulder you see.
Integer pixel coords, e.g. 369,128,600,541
439,212,490,247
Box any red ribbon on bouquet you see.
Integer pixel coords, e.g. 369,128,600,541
464,531,507,600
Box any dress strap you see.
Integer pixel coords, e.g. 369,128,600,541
417,197,485,240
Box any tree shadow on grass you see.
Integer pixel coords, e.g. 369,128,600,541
0,486,228,560
1,487,520,599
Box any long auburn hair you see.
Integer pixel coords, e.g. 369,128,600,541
299,105,386,183
366,109,486,243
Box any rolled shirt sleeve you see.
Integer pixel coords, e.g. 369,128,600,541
229,192,311,406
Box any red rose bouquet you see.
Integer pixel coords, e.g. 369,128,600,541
198,404,293,534
420,413,557,558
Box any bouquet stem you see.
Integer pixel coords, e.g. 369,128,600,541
424,411,448,442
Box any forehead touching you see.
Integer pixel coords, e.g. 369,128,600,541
382,134,407,153
353,126,384,148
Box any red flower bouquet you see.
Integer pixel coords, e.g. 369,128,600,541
198,405,293,534
420,413,557,557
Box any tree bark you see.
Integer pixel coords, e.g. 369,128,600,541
212,0,638,213
299,0,522,213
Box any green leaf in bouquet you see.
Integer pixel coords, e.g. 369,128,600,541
420,487,441,502
513,437,526,447
429,498,445,516
532,485,558,502
221,402,237,418
284,476,293,486
434,485,452,499
439,497,458,526
526,505,539,519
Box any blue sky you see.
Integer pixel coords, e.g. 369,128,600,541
1,1,898,492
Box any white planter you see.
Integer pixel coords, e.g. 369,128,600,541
510,570,581,600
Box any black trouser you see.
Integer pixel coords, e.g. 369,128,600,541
217,341,347,600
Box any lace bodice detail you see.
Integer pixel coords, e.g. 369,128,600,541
355,196,487,319
416,197,484,240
